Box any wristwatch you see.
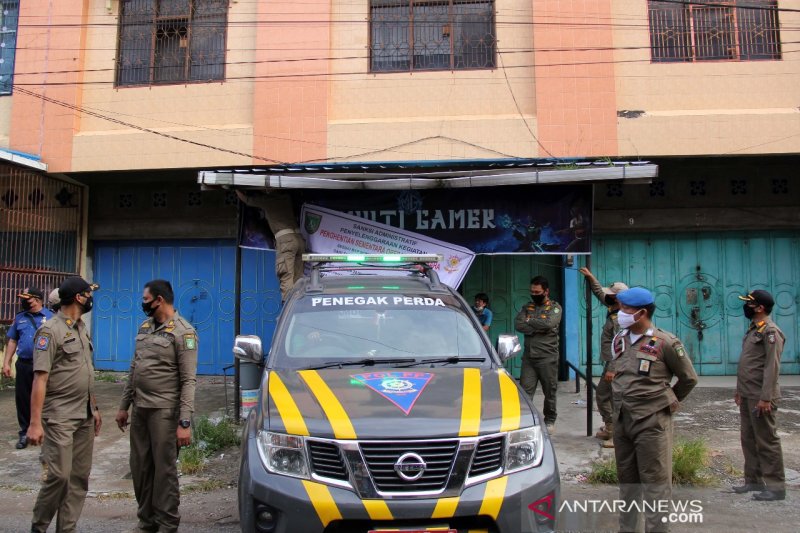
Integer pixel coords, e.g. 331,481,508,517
179,419,191,429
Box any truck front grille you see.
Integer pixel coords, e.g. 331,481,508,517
308,440,349,481
469,435,504,477
359,440,459,493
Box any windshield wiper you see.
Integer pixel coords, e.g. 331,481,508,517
302,357,417,370
397,356,486,367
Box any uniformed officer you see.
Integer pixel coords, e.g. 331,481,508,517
3,287,53,449
237,189,306,302
28,276,101,533
115,279,198,533
579,267,628,447
732,290,786,501
611,287,697,532
514,276,562,432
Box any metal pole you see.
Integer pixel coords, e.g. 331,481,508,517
585,255,594,437
234,193,243,421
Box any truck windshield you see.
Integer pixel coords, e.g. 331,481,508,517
275,294,489,366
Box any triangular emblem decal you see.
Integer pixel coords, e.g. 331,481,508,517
351,371,434,415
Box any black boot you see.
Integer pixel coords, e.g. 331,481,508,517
753,489,785,501
732,482,765,494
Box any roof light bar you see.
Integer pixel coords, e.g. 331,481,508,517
302,253,443,263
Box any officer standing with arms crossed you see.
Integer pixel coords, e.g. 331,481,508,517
514,276,562,433
732,290,786,501
579,268,628,447
115,279,198,533
28,276,101,533
611,287,697,532
3,288,53,449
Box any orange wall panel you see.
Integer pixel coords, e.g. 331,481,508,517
252,2,329,164
9,0,87,172
533,0,618,157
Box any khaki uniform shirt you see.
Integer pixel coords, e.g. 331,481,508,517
240,191,298,234
588,278,620,367
32,311,95,419
514,299,562,359
119,313,198,420
737,318,784,402
611,326,698,420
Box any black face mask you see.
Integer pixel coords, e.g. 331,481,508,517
142,299,159,317
80,295,93,313
743,304,756,319
604,295,617,306
531,293,546,305
21,300,33,312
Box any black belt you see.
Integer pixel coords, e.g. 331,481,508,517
16,358,34,365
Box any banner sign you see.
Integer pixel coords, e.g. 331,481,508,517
300,204,475,288
240,184,592,254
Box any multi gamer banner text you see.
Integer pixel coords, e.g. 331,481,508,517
240,184,592,254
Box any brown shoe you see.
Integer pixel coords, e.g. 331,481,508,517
595,423,613,440
601,438,615,448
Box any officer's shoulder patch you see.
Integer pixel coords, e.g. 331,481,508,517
140,319,150,328
768,332,776,344
673,342,687,358
183,334,197,350
35,333,51,351
554,307,560,314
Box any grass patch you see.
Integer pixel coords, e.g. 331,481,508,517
585,438,715,486
587,457,619,485
178,416,241,475
672,437,714,486
182,479,226,493
178,445,207,475
94,371,120,383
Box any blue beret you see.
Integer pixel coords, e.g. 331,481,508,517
617,287,654,307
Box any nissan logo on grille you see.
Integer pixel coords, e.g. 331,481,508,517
393,452,427,481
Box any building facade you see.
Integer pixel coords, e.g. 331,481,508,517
1,0,798,374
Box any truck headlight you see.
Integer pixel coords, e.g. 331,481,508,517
504,426,544,473
257,431,310,479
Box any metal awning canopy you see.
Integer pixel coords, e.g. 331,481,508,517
197,158,657,190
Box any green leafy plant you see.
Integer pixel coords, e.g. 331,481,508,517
587,457,619,485
177,416,241,475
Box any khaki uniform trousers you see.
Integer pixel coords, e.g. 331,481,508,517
275,233,306,301
520,355,558,423
739,397,785,491
595,363,614,424
130,407,181,533
614,407,673,533
32,417,95,533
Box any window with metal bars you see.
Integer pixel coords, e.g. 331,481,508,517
0,1,19,94
370,0,496,72
648,0,781,62
116,0,228,86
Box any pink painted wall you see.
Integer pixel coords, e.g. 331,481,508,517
251,1,329,164
9,0,88,172
532,0,618,157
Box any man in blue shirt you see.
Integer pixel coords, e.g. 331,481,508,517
3,288,53,449
473,293,493,332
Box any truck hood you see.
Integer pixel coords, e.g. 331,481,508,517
265,367,536,439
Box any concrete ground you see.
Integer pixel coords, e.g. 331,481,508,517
0,373,798,532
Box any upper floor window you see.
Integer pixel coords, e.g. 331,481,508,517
648,0,781,62
370,0,495,72
0,0,19,95
116,0,227,86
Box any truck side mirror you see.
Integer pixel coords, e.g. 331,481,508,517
234,335,264,365
497,334,522,361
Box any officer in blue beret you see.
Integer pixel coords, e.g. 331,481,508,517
610,287,698,532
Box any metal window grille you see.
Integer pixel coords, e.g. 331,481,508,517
648,0,780,62
0,0,19,94
116,0,228,86
1,165,85,323
370,0,496,72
